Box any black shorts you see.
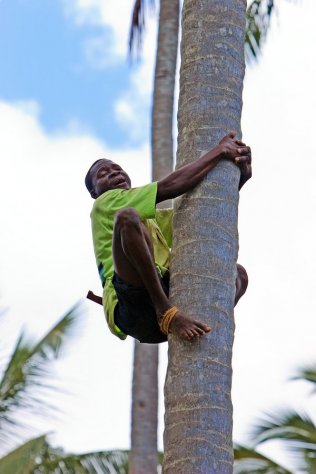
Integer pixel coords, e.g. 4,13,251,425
113,272,169,344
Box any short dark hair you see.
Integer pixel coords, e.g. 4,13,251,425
85,159,104,195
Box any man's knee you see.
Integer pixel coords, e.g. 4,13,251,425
236,263,248,285
114,208,142,233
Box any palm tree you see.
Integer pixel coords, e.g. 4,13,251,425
234,366,316,473
129,0,278,63
0,306,129,473
128,1,179,473
245,0,275,62
163,0,247,471
128,1,282,472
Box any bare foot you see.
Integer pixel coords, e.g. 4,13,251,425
169,311,211,341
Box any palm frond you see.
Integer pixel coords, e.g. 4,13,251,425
0,434,129,474
234,443,294,473
129,0,155,57
251,411,316,450
0,434,49,474
31,304,79,359
303,449,316,473
0,305,80,450
291,365,316,388
245,0,275,62
38,448,129,474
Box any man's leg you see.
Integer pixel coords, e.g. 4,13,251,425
113,208,211,340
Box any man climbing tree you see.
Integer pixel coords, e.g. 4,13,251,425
85,132,250,344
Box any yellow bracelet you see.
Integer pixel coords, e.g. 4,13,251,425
159,306,179,335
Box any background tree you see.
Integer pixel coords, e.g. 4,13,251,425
234,366,316,473
163,0,247,471
245,0,275,61
0,306,129,473
128,1,179,473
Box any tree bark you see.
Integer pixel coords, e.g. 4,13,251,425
163,1,246,473
152,0,179,181
129,342,159,474
129,1,179,473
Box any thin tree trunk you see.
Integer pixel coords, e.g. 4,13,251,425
129,1,179,473
152,0,179,181
163,1,246,473
130,342,159,474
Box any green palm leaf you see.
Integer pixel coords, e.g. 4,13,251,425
129,0,155,56
0,434,49,474
234,443,294,473
252,411,316,446
291,365,316,388
245,0,275,62
0,305,80,451
0,434,129,474
38,448,129,474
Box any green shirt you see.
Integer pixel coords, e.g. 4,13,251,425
90,182,173,340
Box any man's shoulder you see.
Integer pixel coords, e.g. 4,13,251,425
91,182,158,222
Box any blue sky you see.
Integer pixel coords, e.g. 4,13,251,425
1,0,316,469
0,0,147,147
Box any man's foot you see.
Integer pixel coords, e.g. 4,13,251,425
235,263,248,306
169,311,211,341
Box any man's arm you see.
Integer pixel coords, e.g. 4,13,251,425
156,131,251,203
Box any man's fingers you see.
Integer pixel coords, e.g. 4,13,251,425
235,155,251,164
228,130,237,138
237,146,251,155
235,139,246,146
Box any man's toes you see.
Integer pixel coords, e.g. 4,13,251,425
195,321,211,332
185,328,200,339
184,331,194,341
194,326,205,336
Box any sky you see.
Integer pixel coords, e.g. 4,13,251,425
0,0,316,470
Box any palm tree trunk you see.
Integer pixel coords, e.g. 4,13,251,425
129,342,159,474
152,0,179,181
129,1,179,473
163,1,246,472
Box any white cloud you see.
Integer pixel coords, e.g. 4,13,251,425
115,98,134,124
63,0,159,140
112,15,158,140
83,33,119,68
64,0,137,57
0,99,152,451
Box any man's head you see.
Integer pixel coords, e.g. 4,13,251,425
85,159,132,199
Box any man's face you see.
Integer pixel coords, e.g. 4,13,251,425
90,159,132,198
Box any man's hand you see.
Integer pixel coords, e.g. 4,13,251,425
156,131,252,203
218,131,252,190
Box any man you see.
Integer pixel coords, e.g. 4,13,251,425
86,132,251,343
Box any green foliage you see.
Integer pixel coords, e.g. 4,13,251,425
245,0,275,62
0,434,129,474
0,306,78,458
129,0,156,56
234,366,316,473
0,306,78,451
0,435,48,474
292,365,316,387
0,306,129,473
234,443,294,473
